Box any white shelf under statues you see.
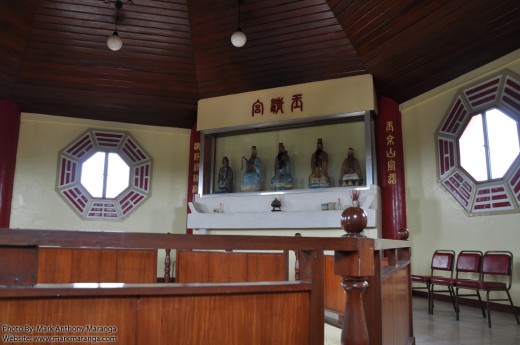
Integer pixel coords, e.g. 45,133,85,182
187,185,381,237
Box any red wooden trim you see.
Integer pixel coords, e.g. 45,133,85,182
186,124,200,234
0,100,21,228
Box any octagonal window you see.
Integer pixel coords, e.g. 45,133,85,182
437,70,520,215
459,108,519,182
81,152,130,198
57,129,152,221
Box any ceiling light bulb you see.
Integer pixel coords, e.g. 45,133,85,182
107,31,122,51
231,29,247,48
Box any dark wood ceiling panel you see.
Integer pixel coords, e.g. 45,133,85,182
189,0,365,99
0,0,519,127
331,0,520,102
8,0,199,127
0,0,39,98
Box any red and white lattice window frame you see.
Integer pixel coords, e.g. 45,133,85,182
436,70,520,215
56,129,152,220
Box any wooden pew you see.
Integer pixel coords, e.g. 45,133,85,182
37,247,157,283
0,283,312,345
324,242,413,345
0,229,413,345
0,246,157,285
176,250,288,283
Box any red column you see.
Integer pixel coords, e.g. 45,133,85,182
0,100,21,229
185,125,200,234
375,96,407,239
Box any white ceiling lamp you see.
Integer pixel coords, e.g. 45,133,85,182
231,0,247,47
107,0,124,51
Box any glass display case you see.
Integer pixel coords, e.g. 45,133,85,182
198,111,376,196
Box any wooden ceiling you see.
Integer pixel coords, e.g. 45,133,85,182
1,0,519,128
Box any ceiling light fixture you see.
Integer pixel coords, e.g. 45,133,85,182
231,0,247,48
107,0,124,51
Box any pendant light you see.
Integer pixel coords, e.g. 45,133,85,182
107,0,123,51
231,0,247,47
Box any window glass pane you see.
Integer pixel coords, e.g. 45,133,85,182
81,152,105,198
106,153,130,198
459,114,487,181
487,108,519,179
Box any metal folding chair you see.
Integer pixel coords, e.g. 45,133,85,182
456,250,520,328
412,249,455,314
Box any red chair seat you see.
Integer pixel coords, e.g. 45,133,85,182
430,277,456,285
411,275,430,283
457,280,506,289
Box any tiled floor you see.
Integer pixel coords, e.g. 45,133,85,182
412,297,520,344
324,297,520,344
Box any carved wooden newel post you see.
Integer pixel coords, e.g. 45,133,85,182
164,248,171,282
335,206,374,345
293,232,302,280
340,278,369,345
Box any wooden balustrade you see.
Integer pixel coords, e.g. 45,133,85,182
0,229,413,345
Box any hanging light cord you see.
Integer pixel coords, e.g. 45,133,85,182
237,0,242,30
114,0,123,33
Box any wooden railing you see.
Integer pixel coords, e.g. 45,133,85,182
0,229,412,345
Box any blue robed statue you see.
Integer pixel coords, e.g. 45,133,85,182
241,145,262,192
271,143,293,190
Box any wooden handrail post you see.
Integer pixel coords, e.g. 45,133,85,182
294,232,302,280
334,238,374,345
164,233,172,283
299,249,325,345
164,248,171,282
340,277,369,345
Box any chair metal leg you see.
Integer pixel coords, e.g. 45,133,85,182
448,286,458,313
476,290,486,318
505,290,520,325
428,283,434,314
426,283,432,314
455,287,460,321
486,291,492,328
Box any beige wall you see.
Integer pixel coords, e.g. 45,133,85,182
10,113,190,235
401,49,520,304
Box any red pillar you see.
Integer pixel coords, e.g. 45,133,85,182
0,100,21,229
185,125,200,234
375,96,407,239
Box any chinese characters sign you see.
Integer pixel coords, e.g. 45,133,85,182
191,141,200,195
376,96,407,239
251,94,304,117
186,126,201,234
385,121,397,185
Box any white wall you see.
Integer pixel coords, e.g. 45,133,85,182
10,113,191,274
401,49,520,305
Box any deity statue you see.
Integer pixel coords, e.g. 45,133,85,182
241,145,262,192
215,156,233,193
308,138,330,188
271,143,293,190
339,147,364,186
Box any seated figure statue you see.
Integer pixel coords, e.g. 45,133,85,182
339,147,364,186
241,145,262,192
215,156,233,193
308,138,330,188
271,143,293,190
